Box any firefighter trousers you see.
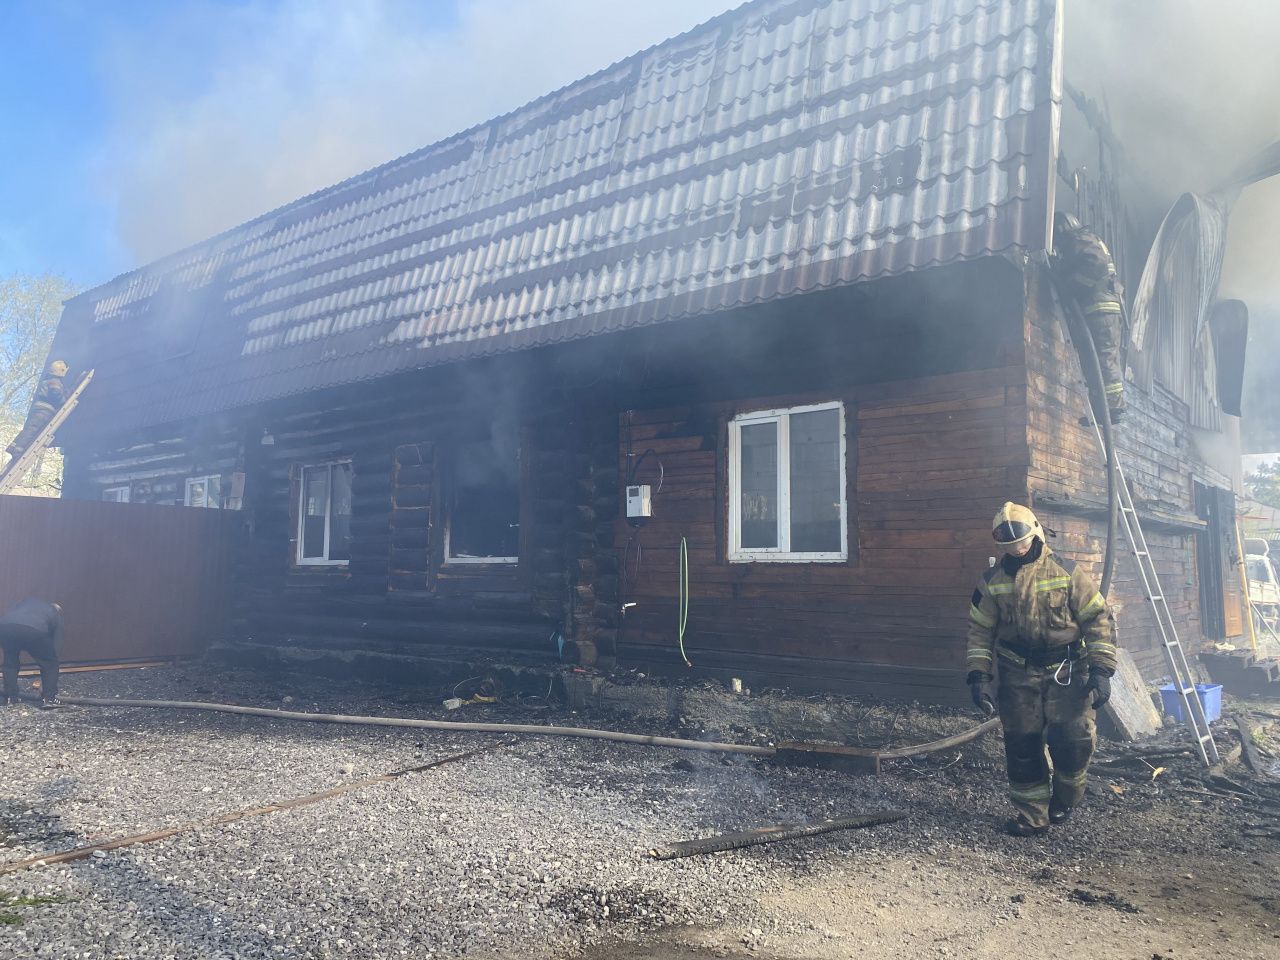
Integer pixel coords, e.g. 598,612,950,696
5,403,56,459
1083,306,1125,416
996,654,1096,829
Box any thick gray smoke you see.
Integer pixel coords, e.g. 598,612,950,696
98,0,730,265
1065,0,1279,296
1066,0,1280,449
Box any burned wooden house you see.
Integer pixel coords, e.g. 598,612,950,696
49,0,1250,701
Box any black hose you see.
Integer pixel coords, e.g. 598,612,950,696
1068,303,1119,598
1048,262,1118,599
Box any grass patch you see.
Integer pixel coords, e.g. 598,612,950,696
0,893,75,925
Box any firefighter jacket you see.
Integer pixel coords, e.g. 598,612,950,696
1054,228,1123,319
30,375,66,413
966,542,1115,678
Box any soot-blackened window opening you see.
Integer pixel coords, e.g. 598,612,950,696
445,439,520,564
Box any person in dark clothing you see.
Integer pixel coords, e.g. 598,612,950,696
1050,214,1127,423
0,599,65,708
5,360,69,461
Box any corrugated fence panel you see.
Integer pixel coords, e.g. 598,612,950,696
0,496,231,663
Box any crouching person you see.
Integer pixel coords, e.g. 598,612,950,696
965,503,1115,835
0,599,65,708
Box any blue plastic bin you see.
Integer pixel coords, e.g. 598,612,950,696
1159,683,1222,723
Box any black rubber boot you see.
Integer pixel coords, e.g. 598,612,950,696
1006,818,1049,837
1049,799,1073,825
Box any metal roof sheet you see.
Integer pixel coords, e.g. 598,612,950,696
56,0,1061,435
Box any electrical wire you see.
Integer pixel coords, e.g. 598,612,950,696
678,536,691,666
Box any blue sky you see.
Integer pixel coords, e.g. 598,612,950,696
0,1,132,283
0,0,725,290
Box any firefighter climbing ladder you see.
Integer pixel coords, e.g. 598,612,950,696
1084,415,1221,767
0,370,94,496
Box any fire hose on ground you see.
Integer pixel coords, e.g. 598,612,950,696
0,698,996,872
56,696,999,761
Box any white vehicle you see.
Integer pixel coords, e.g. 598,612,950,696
1245,537,1280,634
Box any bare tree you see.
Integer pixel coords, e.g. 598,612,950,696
0,273,78,496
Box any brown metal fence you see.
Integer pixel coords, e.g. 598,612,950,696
0,495,232,664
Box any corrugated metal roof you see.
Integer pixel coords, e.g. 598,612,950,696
1130,192,1231,431
56,0,1060,435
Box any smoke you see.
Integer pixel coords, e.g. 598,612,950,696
1065,1,1279,197
93,0,730,266
1066,1,1280,448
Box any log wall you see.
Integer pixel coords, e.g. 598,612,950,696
63,258,1037,700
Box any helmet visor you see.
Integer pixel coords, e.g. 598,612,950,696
993,520,1035,544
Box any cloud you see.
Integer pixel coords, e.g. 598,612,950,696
93,0,732,266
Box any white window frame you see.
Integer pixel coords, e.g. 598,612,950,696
727,401,848,563
296,461,353,567
102,486,130,503
443,524,519,566
184,475,221,509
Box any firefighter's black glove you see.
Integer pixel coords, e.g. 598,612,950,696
967,671,996,717
1084,669,1113,710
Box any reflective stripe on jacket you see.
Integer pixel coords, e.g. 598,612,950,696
966,545,1114,676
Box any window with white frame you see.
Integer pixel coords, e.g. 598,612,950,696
728,402,847,562
185,475,222,508
102,486,130,503
445,440,520,565
297,462,353,565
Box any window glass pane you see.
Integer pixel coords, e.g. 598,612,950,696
206,476,221,509
301,467,329,560
328,463,353,562
789,409,842,553
739,421,778,549
449,442,519,560
187,480,206,508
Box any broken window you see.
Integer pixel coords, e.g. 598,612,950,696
185,475,222,509
445,440,520,565
728,402,846,562
297,461,353,565
102,485,130,503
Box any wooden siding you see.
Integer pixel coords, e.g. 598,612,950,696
613,365,1028,701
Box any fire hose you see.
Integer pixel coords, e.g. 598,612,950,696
1046,264,1119,599
56,696,999,760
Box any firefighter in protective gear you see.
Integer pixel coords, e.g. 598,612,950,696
966,502,1115,836
1052,212,1126,423
5,361,69,461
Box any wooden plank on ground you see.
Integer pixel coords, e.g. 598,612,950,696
1102,648,1163,740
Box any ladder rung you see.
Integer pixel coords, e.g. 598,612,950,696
1199,734,1215,743
1149,595,1164,602
1121,504,1135,512
1135,550,1149,557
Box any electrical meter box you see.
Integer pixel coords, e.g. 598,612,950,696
626,484,652,519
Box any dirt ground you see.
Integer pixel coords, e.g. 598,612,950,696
581,844,1278,960
1,666,1278,960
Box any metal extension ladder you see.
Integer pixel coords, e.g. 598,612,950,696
1085,415,1221,767
0,370,94,496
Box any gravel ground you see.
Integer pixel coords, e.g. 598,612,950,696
1,665,1277,960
